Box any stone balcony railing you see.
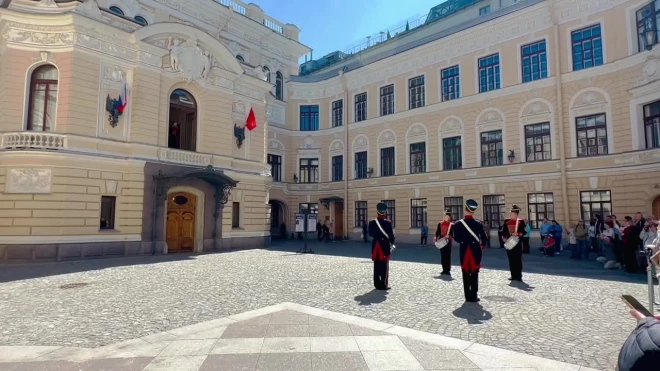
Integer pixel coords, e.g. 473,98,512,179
0,132,67,150
158,148,212,167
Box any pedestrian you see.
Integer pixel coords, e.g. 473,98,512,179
539,218,552,249
497,223,506,249
567,223,578,259
623,216,640,273
434,208,454,276
317,221,323,241
617,309,660,371
329,221,335,242
483,221,491,249
552,220,563,255
452,199,487,302
599,221,620,269
574,219,589,260
502,205,526,282
368,202,395,291
362,222,368,243
522,222,531,254
323,222,330,242
420,223,429,246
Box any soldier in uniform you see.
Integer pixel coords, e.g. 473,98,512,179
501,204,526,282
368,202,395,290
434,208,454,275
452,199,488,302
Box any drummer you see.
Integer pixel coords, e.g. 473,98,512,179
501,204,526,282
434,208,454,276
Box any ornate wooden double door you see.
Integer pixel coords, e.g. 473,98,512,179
166,192,196,253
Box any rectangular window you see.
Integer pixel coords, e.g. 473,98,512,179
644,100,660,149
267,154,282,182
100,196,116,230
571,24,603,71
332,155,343,182
637,2,660,53
444,197,464,221
408,76,425,109
410,198,428,228
299,105,319,131
355,92,367,122
524,123,551,162
441,66,460,101
521,40,548,83
355,201,367,227
483,195,505,229
580,190,612,226
355,151,368,179
576,113,608,157
299,203,319,214
479,5,490,15
380,84,394,116
332,100,343,127
409,142,426,173
442,136,462,170
480,130,503,166
527,193,555,229
381,199,396,228
299,158,319,183
478,54,500,93
232,202,240,228
380,147,395,177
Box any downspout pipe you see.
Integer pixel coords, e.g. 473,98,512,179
339,70,348,239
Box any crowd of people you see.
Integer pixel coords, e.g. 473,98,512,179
316,220,335,242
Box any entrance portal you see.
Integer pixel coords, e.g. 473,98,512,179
166,192,197,253
653,195,660,219
334,203,344,239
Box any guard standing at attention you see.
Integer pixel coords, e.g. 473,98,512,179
368,202,395,290
434,208,454,276
501,204,526,282
452,199,488,302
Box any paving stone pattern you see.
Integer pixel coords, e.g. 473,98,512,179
0,241,650,370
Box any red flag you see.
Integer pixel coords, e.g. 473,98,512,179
246,108,256,131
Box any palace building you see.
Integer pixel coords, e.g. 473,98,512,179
2,0,660,261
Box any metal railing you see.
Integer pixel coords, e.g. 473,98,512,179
342,13,429,55
216,0,246,15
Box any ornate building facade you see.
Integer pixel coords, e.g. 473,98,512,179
269,0,660,243
0,0,309,261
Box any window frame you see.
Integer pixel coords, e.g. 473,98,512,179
299,105,319,131
100,196,116,230
575,113,608,157
524,122,552,162
571,24,604,71
521,40,548,83
637,2,660,52
380,84,395,116
410,198,428,228
381,199,396,228
232,202,240,228
332,154,343,182
479,5,491,15
299,158,319,183
380,147,396,177
355,92,368,122
527,193,555,229
444,197,464,221
483,195,506,229
480,130,503,167
332,99,343,127
275,71,284,101
580,190,612,226
478,53,501,93
442,136,462,170
643,100,660,149
440,65,460,102
134,16,148,26
409,142,427,174
355,201,368,227
267,154,282,182
408,75,425,109
109,6,124,16
27,65,58,132
354,151,368,179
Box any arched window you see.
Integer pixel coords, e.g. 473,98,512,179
236,55,244,62
263,66,271,83
134,16,148,26
109,6,124,16
27,65,58,132
276,71,284,101
168,89,197,151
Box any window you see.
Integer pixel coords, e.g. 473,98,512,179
332,100,343,127
571,24,603,71
521,40,548,83
300,203,319,214
381,200,396,227
27,65,58,132
527,193,555,229
444,197,464,221
232,202,240,228
134,16,148,26
355,201,367,227
168,89,197,151
478,54,500,93
355,151,368,179
524,123,551,162
263,66,271,83
441,66,460,101
355,93,367,122
275,72,284,101
100,196,116,230
576,113,608,157
409,142,426,173
644,100,660,148
299,158,319,183
332,155,343,182
480,130,503,166
442,136,462,170
410,198,428,228
380,85,394,116
236,55,245,62
408,76,425,109
380,147,395,177
580,190,612,226
299,105,319,131
637,2,660,52
267,154,281,182
483,195,505,229
109,6,124,16
479,5,490,15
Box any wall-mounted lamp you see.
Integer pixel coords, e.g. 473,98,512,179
367,168,374,177
644,24,657,51
507,150,515,163
293,174,298,183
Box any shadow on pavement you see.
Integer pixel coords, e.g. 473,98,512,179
452,302,493,325
354,289,389,306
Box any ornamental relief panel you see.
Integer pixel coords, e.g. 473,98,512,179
570,90,608,116
377,130,396,148
5,169,52,194
520,101,553,124
352,135,368,153
439,117,463,139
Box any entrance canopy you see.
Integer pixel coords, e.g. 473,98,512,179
320,196,344,209
154,165,238,205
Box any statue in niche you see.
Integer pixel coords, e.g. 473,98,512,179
200,49,211,80
167,36,181,71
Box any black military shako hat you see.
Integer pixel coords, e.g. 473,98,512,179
376,202,387,215
464,199,478,213
444,208,453,216
510,204,521,213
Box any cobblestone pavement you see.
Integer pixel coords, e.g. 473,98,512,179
0,241,651,370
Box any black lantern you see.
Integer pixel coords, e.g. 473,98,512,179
293,174,298,183
507,150,515,163
644,22,657,51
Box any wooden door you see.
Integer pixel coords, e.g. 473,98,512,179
653,196,660,219
334,203,344,239
166,192,197,253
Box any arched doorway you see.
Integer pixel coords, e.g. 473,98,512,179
653,195,660,219
166,191,197,253
269,200,288,239
169,89,197,151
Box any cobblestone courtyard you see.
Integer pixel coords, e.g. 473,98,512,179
0,241,650,370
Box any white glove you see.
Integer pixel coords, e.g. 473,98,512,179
391,245,396,251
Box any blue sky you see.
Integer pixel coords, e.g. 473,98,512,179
253,0,447,63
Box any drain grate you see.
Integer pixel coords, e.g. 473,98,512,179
59,282,90,290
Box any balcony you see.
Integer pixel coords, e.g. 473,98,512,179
158,148,212,167
1,132,67,150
